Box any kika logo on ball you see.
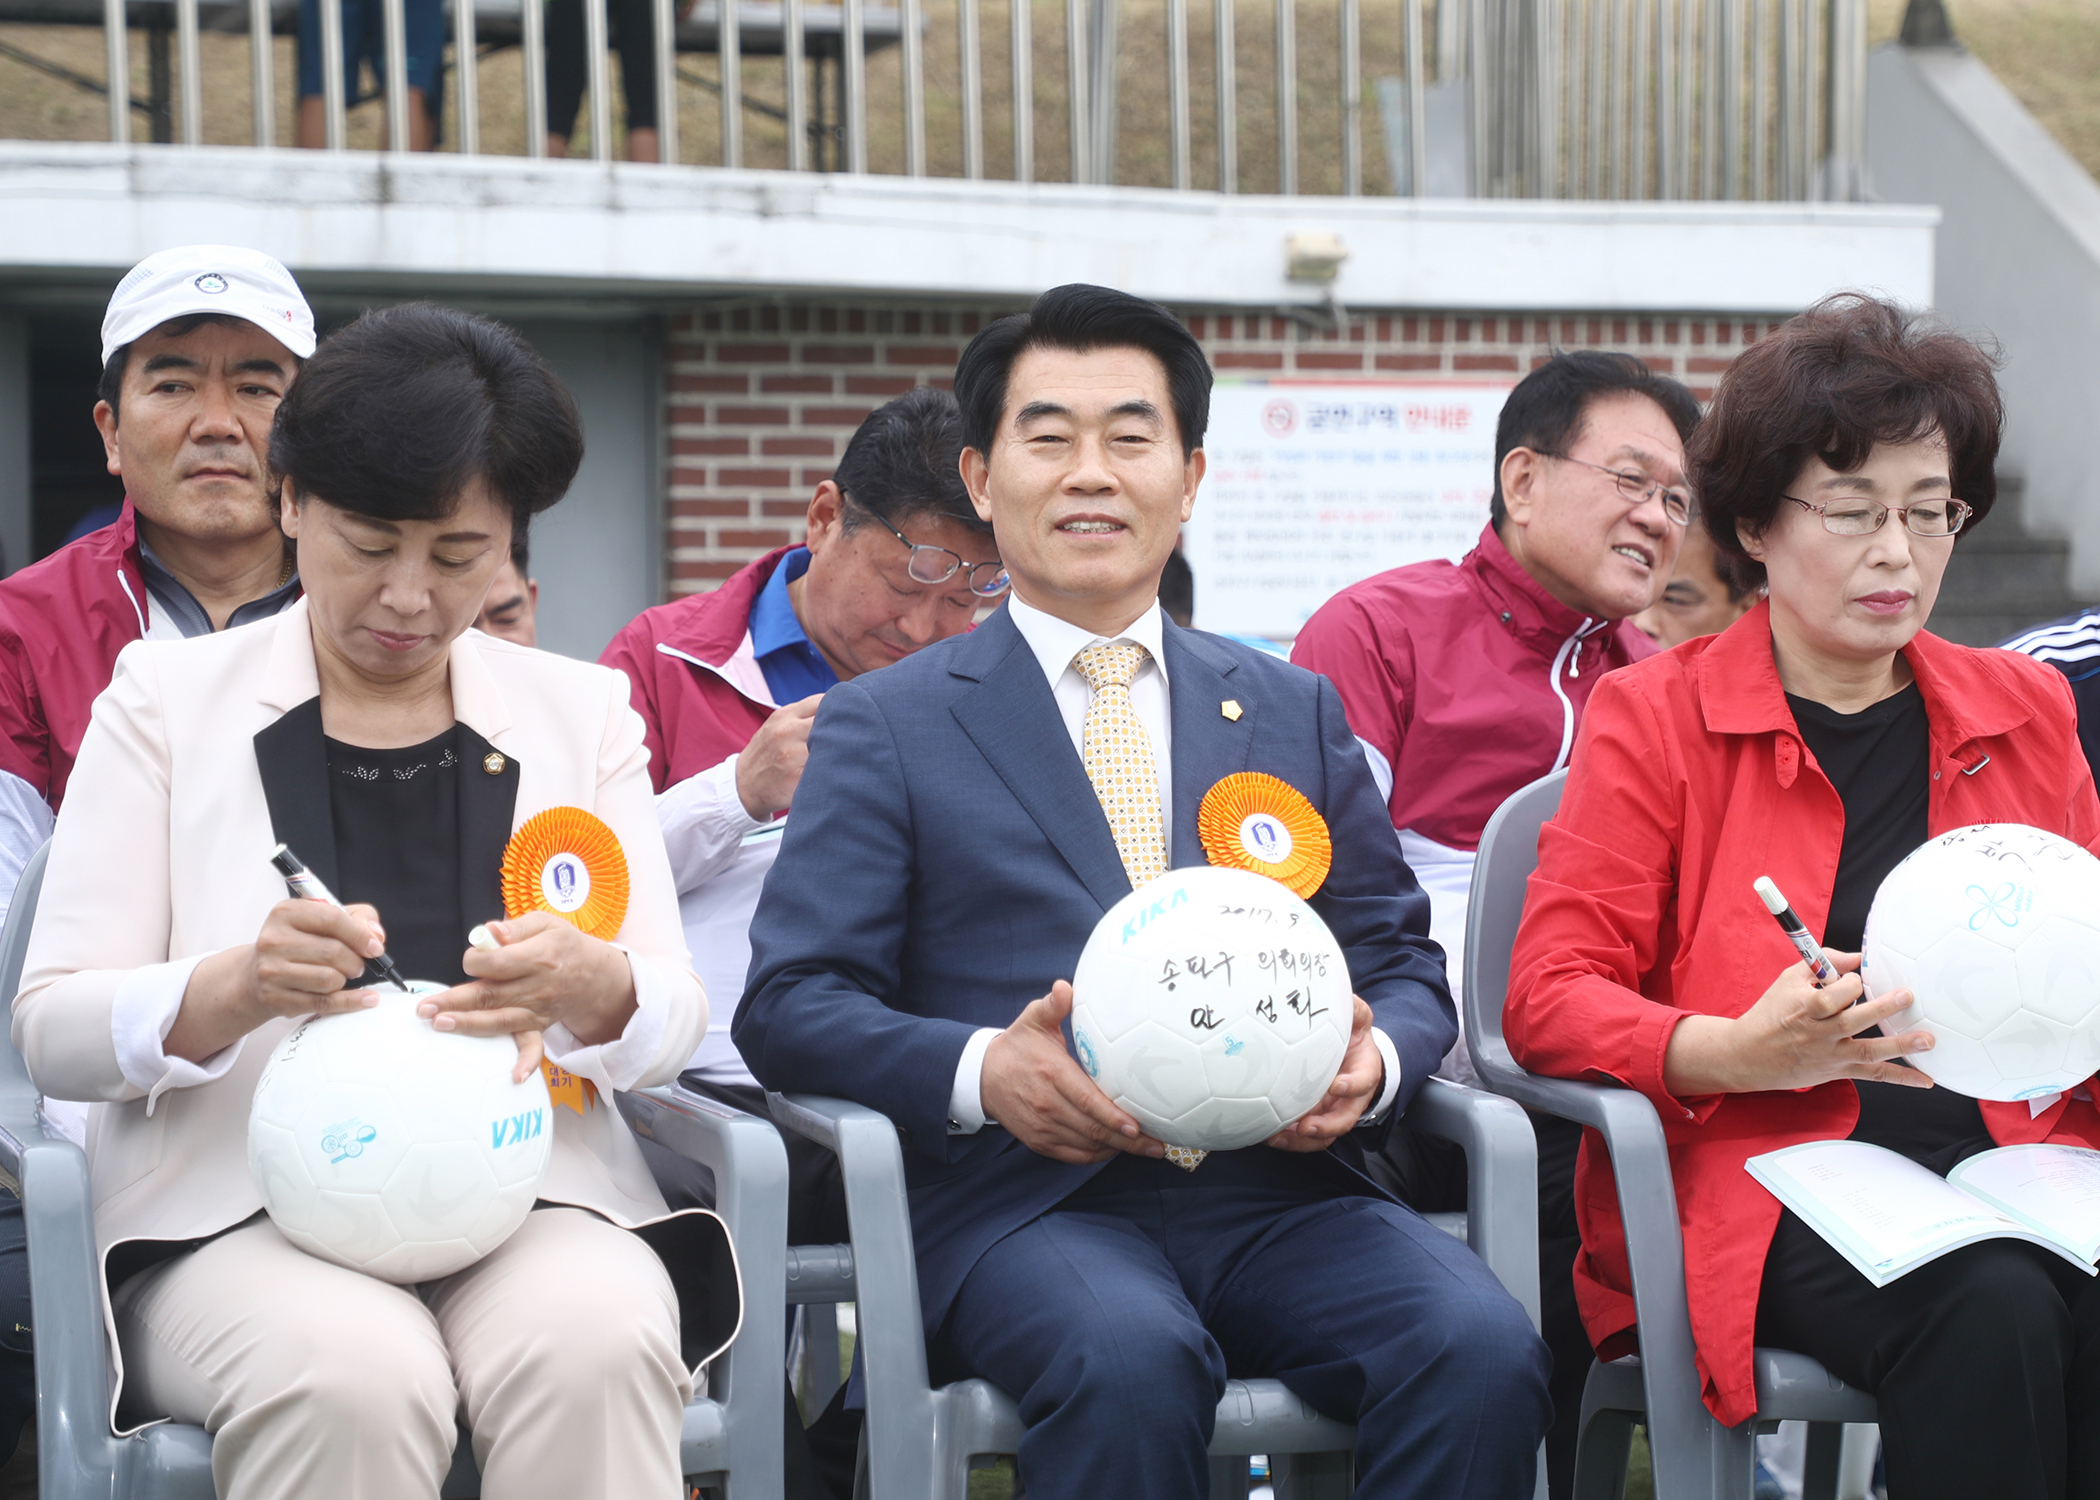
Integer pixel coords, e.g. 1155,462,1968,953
1121,885,1190,944
492,1109,545,1149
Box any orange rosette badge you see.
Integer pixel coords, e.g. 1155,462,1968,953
500,808,630,1116
1197,772,1332,898
500,807,631,941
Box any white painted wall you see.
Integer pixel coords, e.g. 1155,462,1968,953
510,318,663,663
1868,43,2100,592
0,142,1936,314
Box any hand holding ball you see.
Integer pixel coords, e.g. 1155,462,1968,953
246,808,631,1283
1864,824,2100,1101
1071,866,1354,1151
248,984,553,1283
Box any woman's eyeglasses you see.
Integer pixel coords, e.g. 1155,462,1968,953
1782,495,1973,539
855,500,1011,597
1541,452,1694,527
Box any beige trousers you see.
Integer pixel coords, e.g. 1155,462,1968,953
111,1207,692,1500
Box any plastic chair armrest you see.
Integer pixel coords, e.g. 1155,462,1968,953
19,1136,117,1500
1469,1065,1622,1131
767,1091,942,1493
618,1085,790,1240
615,1086,790,1496
1402,1075,1541,1330
766,1091,896,1158
1481,1066,1712,1490
0,1109,40,1188
765,1094,918,1336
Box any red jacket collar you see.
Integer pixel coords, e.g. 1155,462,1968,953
1695,597,2043,754
111,498,145,578
1462,521,1629,654
93,499,150,632
656,545,798,669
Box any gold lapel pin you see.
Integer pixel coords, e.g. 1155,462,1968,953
483,752,507,775
1221,700,1243,722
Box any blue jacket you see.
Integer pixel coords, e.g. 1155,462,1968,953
735,604,1455,1333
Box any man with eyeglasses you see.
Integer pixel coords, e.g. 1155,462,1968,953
604,381,1003,1107
601,385,1001,1493
1291,349,1699,1500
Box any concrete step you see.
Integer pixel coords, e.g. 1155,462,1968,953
1939,545,2076,597
1929,479,2094,647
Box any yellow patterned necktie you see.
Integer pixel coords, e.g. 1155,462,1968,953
1073,641,1204,1171
1075,641,1167,887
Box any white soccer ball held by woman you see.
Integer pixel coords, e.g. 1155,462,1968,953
1864,823,2100,1102
247,984,555,1283
1071,865,1355,1151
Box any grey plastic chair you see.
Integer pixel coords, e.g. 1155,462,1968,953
1462,771,1877,1500
0,839,787,1500
770,1069,1542,1500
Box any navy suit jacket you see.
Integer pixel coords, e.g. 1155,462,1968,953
736,605,1455,1334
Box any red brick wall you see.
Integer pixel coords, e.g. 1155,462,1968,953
664,299,1781,599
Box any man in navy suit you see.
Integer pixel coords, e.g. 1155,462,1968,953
738,284,1550,1499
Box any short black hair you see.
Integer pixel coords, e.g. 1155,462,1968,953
510,532,531,576
953,284,1211,459
269,304,582,549
1490,351,1701,524
833,386,989,537
97,312,301,422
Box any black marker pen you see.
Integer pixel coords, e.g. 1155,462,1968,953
1754,876,1840,987
269,843,409,992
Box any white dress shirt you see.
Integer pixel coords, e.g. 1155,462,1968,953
657,751,781,1087
948,594,1402,1135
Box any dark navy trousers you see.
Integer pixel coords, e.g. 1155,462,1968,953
934,1154,1552,1500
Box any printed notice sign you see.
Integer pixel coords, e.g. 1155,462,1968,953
1183,380,1513,638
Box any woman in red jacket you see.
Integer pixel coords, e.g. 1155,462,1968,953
1507,293,2100,1500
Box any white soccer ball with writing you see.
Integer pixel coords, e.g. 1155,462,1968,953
1863,824,2100,1102
1071,865,1355,1151
248,984,554,1283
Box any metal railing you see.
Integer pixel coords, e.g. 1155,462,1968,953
22,0,1867,196
1469,0,1868,199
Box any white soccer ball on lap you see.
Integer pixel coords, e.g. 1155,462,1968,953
1071,866,1355,1151
1863,823,2100,1102
248,985,554,1283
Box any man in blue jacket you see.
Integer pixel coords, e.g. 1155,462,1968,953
2003,607,2100,787
737,284,1549,1499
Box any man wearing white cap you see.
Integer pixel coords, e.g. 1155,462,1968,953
0,244,313,1481
0,245,316,927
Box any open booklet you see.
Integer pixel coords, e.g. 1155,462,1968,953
1747,1139,2100,1288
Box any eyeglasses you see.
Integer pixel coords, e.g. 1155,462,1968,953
856,500,1011,597
1781,494,1973,539
1541,452,1694,526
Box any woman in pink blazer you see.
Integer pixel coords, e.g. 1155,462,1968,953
13,305,737,1500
